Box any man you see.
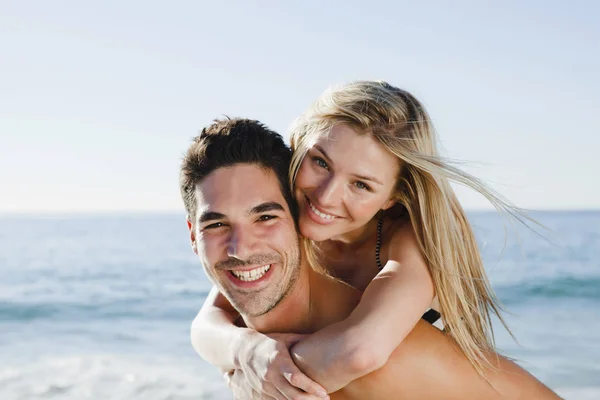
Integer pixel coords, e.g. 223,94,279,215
180,118,560,399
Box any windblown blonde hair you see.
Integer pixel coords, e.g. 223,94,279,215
289,80,524,376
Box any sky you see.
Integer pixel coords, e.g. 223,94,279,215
1,0,598,213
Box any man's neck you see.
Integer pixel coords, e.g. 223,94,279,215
242,263,315,334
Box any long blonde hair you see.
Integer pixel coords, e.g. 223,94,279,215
289,80,524,376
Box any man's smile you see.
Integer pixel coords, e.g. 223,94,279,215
229,264,272,282
225,263,277,289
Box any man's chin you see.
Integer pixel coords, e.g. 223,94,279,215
226,292,280,318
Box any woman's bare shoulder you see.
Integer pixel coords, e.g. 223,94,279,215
385,217,422,260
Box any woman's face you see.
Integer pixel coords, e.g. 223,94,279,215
294,124,401,242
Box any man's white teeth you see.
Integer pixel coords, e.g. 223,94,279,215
309,202,335,219
231,265,271,282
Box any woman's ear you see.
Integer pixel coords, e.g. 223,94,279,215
382,198,396,211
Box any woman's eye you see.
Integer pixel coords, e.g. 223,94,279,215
354,181,371,191
313,157,329,170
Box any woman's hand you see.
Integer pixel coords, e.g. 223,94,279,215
224,369,259,400
233,331,329,400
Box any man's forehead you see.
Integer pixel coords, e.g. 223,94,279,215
195,164,288,217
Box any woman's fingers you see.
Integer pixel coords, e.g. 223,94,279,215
236,332,328,399
227,369,271,400
283,370,328,399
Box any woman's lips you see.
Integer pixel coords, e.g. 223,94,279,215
305,197,339,225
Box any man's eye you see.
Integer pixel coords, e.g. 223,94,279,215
258,215,277,222
204,222,225,230
313,157,329,170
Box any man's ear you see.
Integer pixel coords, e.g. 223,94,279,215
186,216,198,255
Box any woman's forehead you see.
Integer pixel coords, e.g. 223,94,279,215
313,125,400,180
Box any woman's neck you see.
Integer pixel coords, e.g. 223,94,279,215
328,215,380,248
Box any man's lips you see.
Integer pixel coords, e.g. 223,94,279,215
227,264,272,273
225,263,275,287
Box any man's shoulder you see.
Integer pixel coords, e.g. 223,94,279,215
311,272,362,325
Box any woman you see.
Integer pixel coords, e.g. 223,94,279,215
192,80,522,399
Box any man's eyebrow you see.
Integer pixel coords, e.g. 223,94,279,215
250,202,285,214
315,145,383,185
198,211,226,224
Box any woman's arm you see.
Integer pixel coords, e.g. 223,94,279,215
290,224,435,393
190,285,245,370
191,286,329,399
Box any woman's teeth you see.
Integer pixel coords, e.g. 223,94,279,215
309,202,335,219
231,265,271,282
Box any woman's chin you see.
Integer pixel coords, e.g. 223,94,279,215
299,219,336,242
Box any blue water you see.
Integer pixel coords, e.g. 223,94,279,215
0,212,598,399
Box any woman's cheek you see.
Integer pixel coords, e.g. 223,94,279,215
294,172,309,191
296,159,323,189
352,199,385,222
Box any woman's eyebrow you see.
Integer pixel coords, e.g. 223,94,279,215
315,145,383,185
351,172,383,185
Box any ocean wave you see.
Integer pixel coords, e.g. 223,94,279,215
0,302,59,321
0,354,228,400
496,276,600,303
0,296,204,322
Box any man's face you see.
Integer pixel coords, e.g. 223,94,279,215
189,163,301,317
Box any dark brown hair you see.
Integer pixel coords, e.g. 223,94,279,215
180,117,297,225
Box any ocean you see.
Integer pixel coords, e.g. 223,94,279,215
0,211,598,399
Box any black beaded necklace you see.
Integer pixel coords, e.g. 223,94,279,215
375,216,384,270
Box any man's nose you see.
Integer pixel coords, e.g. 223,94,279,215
315,176,343,208
226,226,256,260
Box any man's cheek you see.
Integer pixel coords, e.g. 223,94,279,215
201,253,220,282
202,265,214,282
197,245,215,272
